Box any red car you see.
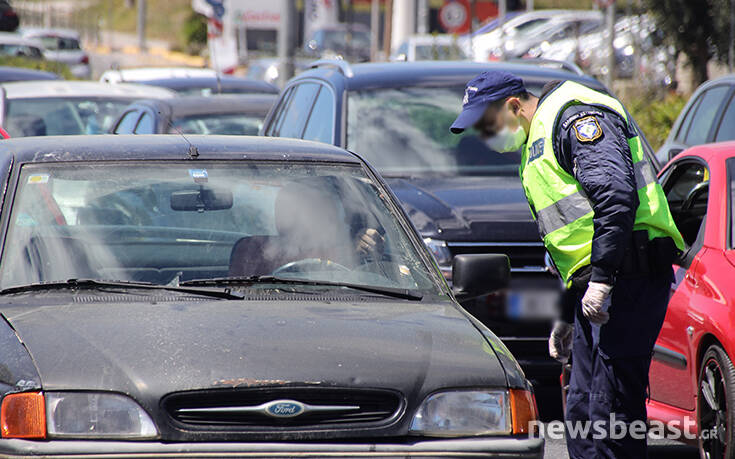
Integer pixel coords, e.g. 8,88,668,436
647,141,735,458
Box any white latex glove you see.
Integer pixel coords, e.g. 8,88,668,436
581,281,613,325
549,320,574,363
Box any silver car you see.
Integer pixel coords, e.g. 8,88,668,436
22,28,91,79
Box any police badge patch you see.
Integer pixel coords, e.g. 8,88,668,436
572,116,603,142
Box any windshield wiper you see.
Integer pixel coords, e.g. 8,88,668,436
181,275,423,301
0,279,245,300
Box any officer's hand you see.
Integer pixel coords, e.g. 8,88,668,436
356,228,385,255
549,320,574,363
581,281,613,325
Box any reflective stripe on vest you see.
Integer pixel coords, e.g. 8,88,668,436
534,159,657,236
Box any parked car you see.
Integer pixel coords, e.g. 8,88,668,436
111,94,276,135
0,134,542,458
0,32,43,59
656,75,735,165
259,60,662,418
0,81,175,137
647,142,735,459
100,67,278,95
0,0,18,32
392,35,467,62
304,23,371,62
488,11,603,61
463,9,589,62
21,28,91,79
0,65,59,82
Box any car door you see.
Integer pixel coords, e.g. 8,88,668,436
649,158,710,410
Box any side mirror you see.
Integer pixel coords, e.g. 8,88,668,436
451,254,510,301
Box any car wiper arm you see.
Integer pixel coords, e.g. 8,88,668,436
181,275,423,301
0,278,245,300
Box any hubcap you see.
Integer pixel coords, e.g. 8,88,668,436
700,357,729,459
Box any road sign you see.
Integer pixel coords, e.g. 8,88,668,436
439,1,469,33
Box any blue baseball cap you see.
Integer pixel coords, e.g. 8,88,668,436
450,71,526,134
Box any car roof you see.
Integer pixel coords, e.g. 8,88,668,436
0,135,361,165
141,76,278,93
136,94,277,117
0,66,59,82
299,61,604,93
0,32,42,47
676,141,735,162
0,81,176,99
21,28,81,40
100,67,216,83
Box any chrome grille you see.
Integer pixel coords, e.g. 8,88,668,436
164,387,402,429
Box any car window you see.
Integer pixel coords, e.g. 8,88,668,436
277,82,319,138
664,161,709,246
0,162,440,296
170,113,264,135
715,94,735,142
6,98,133,137
675,97,701,143
683,86,730,146
134,112,155,134
264,86,293,137
114,110,141,134
302,86,334,143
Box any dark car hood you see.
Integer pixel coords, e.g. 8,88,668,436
2,297,507,409
385,175,539,242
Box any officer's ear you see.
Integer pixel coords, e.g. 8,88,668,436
505,97,522,116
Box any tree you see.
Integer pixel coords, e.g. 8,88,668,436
644,0,730,89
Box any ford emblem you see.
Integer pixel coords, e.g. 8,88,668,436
264,400,305,418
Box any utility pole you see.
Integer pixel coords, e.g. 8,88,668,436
604,2,615,89
137,0,146,51
498,0,507,27
383,0,393,59
370,0,380,61
417,0,429,35
278,0,296,87
527,0,534,11
729,0,734,72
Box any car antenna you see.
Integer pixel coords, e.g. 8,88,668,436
164,112,199,159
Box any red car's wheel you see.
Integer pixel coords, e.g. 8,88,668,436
699,345,735,459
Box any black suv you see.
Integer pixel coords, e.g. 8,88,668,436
261,60,659,417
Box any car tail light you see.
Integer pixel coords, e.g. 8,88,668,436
1,392,46,439
80,55,89,65
509,389,538,435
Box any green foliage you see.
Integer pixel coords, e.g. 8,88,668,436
624,92,688,151
0,56,75,80
182,11,207,54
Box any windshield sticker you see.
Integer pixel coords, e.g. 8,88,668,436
399,265,411,276
27,174,49,184
189,169,208,183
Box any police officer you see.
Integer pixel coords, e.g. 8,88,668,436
450,72,685,458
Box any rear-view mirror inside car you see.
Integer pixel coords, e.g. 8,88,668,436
170,187,233,211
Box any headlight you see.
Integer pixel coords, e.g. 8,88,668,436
46,392,157,439
409,390,510,436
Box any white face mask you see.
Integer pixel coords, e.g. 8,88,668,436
485,124,528,153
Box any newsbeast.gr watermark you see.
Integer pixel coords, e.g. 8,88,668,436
528,415,719,441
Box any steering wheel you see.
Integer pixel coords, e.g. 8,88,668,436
272,258,351,276
681,181,709,212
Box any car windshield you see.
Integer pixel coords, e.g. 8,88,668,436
347,85,541,176
0,162,440,295
170,113,264,135
5,97,134,136
0,44,42,58
38,36,81,51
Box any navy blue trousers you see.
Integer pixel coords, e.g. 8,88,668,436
565,270,672,459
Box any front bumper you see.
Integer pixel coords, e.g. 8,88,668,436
0,437,544,458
